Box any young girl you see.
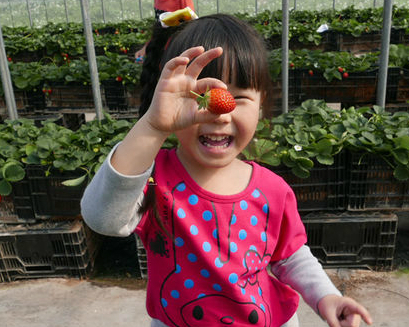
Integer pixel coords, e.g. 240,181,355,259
81,14,372,327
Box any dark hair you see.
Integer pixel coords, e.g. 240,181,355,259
139,14,271,117
138,14,272,234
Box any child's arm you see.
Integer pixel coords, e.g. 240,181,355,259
81,46,226,235
111,46,226,176
271,245,372,327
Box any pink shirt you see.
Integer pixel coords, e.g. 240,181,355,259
135,149,307,327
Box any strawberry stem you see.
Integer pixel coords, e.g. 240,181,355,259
189,90,202,98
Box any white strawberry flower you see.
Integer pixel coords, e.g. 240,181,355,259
294,145,302,151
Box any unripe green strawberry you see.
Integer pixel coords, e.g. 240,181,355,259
191,88,236,114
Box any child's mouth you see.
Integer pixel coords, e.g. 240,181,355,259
199,135,233,149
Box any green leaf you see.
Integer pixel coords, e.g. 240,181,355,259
315,139,332,155
14,76,29,89
260,153,281,166
393,165,409,181
391,149,409,165
317,154,334,165
393,135,409,150
292,165,310,179
0,179,12,196
61,174,87,186
361,131,382,145
297,157,314,169
2,162,25,182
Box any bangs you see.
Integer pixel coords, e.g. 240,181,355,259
162,15,270,93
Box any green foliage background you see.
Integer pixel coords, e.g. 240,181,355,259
0,0,408,27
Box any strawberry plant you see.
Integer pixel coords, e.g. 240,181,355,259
243,99,409,180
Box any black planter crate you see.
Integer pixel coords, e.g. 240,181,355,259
102,80,128,112
0,179,35,224
24,89,46,112
274,152,348,212
335,32,382,54
135,234,147,279
347,152,409,211
397,68,409,103
45,82,94,111
303,212,398,270
0,219,101,282
299,69,378,106
26,166,87,219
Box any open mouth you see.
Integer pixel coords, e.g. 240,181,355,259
199,135,233,149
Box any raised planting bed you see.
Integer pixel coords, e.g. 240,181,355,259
25,165,87,219
299,69,378,106
303,211,398,270
273,152,348,213
347,152,409,211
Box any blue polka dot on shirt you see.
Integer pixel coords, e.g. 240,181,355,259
188,194,198,205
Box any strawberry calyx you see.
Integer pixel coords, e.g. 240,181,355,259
190,88,211,110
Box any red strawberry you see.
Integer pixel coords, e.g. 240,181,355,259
308,69,314,76
338,67,344,73
343,72,349,78
116,76,123,82
191,88,236,114
7,57,12,62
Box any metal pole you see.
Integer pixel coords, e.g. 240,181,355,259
64,0,69,23
333,0,336,10
281,0,289,114
101,0,106,23
119,0,124,21
216,0,219,13
0,23,18,120
8,0,15,28
294,0,296,10
80,0,104,121
195,0,199,15
43,0,49,24
255,0,258,15
138,0,142,20
26,0,33,27
376,0,393,107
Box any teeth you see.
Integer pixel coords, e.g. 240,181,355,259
203,142,229,148
200,135,231,149
203,135,229,141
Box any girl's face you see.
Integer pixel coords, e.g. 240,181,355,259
175,85,262,170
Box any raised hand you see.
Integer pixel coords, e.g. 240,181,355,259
144,46,227,134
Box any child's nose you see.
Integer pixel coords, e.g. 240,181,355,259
213,113,232,124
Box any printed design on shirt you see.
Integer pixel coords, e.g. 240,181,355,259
238,250,272,288
149,231,169,257
159,181,273,326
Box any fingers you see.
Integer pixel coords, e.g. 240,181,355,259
342,299,373,326
319,295,372,327
195,78,227,94
160,46,224,82
160,46,205,79
186,47,224,79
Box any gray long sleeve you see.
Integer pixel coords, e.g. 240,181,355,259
271,245,342,315
81,143,153,236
